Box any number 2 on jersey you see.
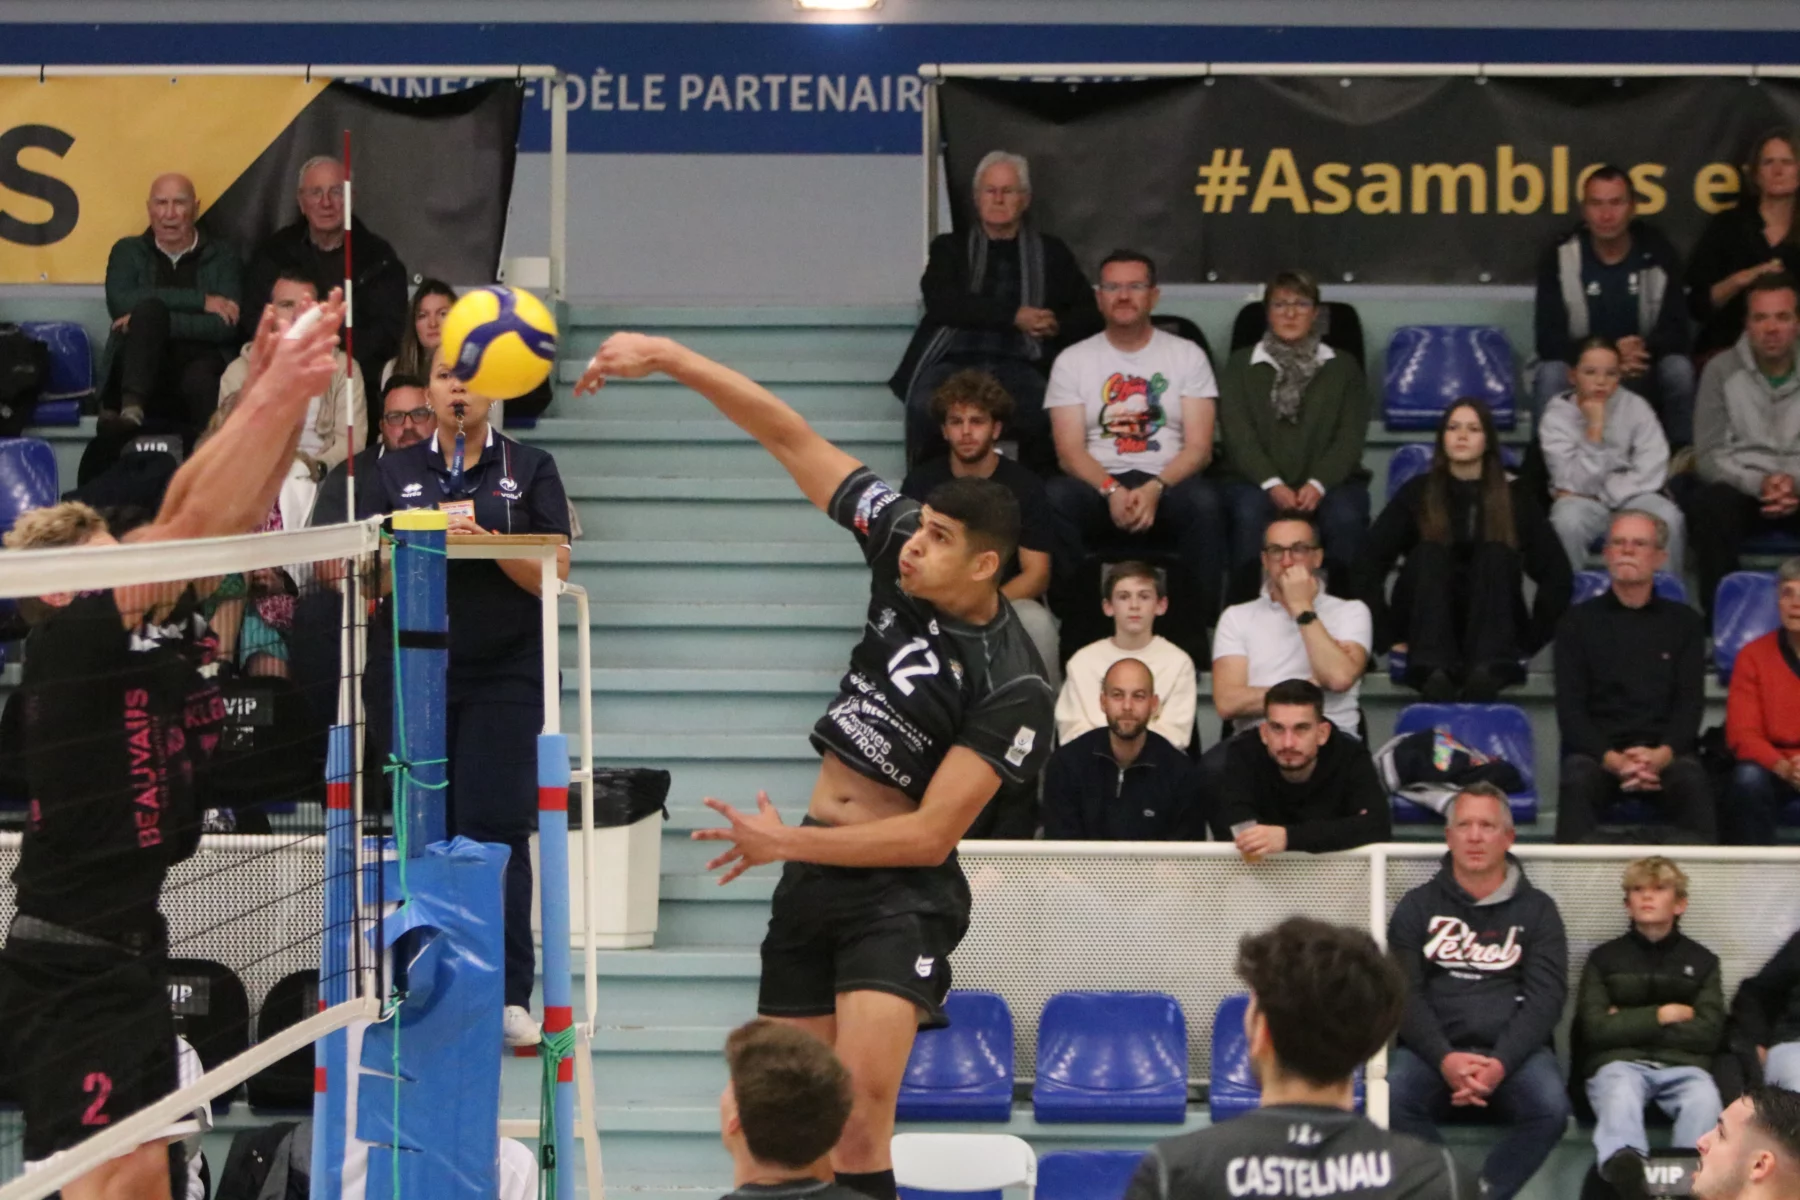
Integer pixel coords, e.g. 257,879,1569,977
81,1072,113,1125
886,637,940,696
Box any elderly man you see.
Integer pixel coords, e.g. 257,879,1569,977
242,155,408,392
889,149,1101,473
98,172,241,439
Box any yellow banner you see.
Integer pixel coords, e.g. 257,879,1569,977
0,76,325,283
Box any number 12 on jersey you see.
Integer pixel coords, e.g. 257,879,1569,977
886,637,940,696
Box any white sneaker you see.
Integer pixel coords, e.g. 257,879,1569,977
503,1005,542,1048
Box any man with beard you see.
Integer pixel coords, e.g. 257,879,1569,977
1040,658,1205,840
1690,1087,1800,1199
901,368,1059,686
1209,678,1388,859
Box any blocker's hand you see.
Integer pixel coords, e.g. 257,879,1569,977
574,331,667,394
692,790,786,885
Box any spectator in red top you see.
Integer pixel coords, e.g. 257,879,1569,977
1725,557,1800,844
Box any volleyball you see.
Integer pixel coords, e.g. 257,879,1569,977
440,285,559,400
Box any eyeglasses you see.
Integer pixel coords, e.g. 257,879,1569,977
381,407,436,427
299,187,341,203
1097,282,1152,295
1263,542,1320,559
979,186,1024,199
1268,299,1316,313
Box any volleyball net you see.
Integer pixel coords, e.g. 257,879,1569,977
0,519,385,1198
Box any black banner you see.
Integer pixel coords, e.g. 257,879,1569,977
939,75,1800,285
203,80,524,286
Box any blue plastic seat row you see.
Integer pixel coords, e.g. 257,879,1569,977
899,1150,1146,1200
898,990,1188,1126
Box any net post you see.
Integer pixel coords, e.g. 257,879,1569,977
314,721,359,1199
392,510,448,848
536,733,576,1190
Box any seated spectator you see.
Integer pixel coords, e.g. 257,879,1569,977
1041,658,1205,841
1056,561,1197,750
889,150,1099,472
1724,557,1800,845
1216,269,1371,575
1553,509,1713,844
718,1019,862,1200
1387,783,1572,1200
1211,509,1372,741
1045,249,1227,628
1533,166,1694,445
1690,1086,1800,1199
1354,399,1571,701
1209,679,1389,860
901,368,1060,687
1687,128,1800,361
1733,929,1800,1091
309,373,433,526
1687,273,1800,617
1540,336,1686,573
1576,856,1725,1200
383,278,455,386
220,271,365,531
98,172,240,440
1124,918,1475,1200
242,155,407,391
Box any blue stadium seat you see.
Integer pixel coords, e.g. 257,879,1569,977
1385,442,1522,503
1383,325,1517,432
1571,570,1688,607
1390,703,1538,824
1713,572,1778,684
1038,1151,1146,1200
1208,994,1260,1122
18,321,94,425
0,437,58,533
897,990,1014,1123
1033,991,1188,1124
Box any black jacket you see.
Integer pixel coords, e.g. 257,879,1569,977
1040,727,1206,841
241,218,409,389
1553,590,1707,759
1389,854,1568,1075
887,229,1101,400
1210,727,1391,852
1575,924,1725,1078
1686,203,1800,357
1534,219,1688,365
1732,928,1800,1053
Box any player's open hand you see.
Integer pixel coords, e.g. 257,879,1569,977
692,790,786,885
258,290,344,412
574,332,667,394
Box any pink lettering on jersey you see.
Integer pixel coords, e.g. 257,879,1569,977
1421,916,1524,971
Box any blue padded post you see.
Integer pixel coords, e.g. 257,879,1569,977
896,990,1014,1122
391,510,448,847
1033,991,1188,1124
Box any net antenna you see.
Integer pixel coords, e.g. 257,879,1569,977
342,127,357,527
0,521,384,1200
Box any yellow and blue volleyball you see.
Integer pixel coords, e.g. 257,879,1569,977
439,285,559,400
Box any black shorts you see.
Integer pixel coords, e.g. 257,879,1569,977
0,936,177,1162
757,845,971,1030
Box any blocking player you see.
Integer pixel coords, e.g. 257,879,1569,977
1125,917,1476,1200
0,296,344,1200
577,335,1053,1200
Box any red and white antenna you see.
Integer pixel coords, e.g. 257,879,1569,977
341,128,356,522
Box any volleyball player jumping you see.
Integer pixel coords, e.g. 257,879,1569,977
578,335,1053,1200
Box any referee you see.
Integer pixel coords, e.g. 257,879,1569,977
1125,917,1476,1200
0,298,345,1200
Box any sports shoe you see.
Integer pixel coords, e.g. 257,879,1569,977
1601,1148,1650,1200
503,1005,542,1048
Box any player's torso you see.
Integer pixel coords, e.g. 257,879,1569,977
1163,1109,1465,1198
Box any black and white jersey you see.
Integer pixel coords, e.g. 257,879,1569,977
1125,1105,1475,1200
810,468,1054,803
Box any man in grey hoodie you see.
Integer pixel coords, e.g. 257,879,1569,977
1686,273,1800,616
1387,783,1572,1200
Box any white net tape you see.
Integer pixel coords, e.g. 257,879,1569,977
958,845,1800,1082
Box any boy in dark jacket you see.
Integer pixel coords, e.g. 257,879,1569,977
1576,857,1725,1199
1387,782,1572,1200
1732,929,1800,1093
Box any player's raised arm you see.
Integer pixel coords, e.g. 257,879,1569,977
577,333,862,512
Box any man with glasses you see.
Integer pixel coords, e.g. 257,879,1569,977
242,155,409,391
1211,510,1372,742
1552,509,1714,844
889,150,1101,473
308,373,433,526
1044,249,1227,629
1215,269,1372,584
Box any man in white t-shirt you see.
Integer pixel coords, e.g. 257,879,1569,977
1211,510,1372,741
1044,249,1227,627
1056,560,1198,749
